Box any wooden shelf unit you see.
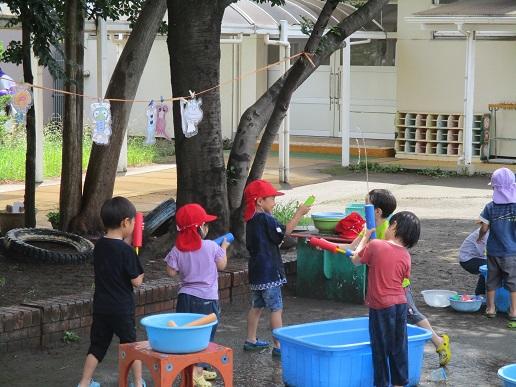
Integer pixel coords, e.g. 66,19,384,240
395,112,483,159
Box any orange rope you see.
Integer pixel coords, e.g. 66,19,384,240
1,51,316,104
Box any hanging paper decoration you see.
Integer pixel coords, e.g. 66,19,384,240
180,90,203,138
91,101,112,145
145,100,157,145
155,97,170,140
10,84,33,123
0,69,15,96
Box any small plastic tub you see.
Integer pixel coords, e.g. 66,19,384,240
498,364,516,387
140,313,217,354
311,212,346,233
421,289,457,308
449,295,483,312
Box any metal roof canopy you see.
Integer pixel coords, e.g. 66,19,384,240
406,0,516,172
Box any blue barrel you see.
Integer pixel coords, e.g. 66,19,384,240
365,204,376,239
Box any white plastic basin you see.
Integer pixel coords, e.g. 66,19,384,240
421,290,457,308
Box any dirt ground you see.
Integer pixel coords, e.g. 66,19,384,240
1,171,515,386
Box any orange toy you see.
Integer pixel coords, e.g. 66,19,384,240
119,341,233,387
184,313,217,327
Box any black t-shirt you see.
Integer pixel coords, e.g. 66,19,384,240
92,237,144,315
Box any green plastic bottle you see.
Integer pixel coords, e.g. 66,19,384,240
304,195,315,206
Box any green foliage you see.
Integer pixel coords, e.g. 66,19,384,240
0,277,5,288
47,211,60,229
127,136,175,166
273,200,312,226
62,330,80,344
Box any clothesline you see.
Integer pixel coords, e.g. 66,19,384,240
0,51,315,104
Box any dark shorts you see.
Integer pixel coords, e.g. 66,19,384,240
176,293,220,341
487,255,516,292
405,286,426,325
250,286,283,312
88,313,136,362
369,304,409,387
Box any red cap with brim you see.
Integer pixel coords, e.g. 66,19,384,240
175,203,217,251
243,179,284,222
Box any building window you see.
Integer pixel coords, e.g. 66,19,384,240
351,38,396,66
432,0,458,4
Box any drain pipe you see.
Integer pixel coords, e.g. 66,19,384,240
264,20,290,183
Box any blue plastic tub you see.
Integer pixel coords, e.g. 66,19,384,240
140,313,217,354
273,317,432,387
479,265,510,313
499,364,516,387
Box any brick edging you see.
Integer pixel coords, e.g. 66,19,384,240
0,259,296,352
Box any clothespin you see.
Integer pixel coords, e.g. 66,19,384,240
188,90,195,99
160,96,164,104
148,99,154,107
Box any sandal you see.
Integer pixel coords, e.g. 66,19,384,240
193,374,212,387
508,321,516,329
436,334,451,367
202,370,217,381
507,315,516,322
484,311,497,318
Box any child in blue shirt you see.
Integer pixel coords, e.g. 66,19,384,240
478,167,516,321
242,179,311,357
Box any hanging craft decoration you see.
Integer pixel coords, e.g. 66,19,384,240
145,100,157,145
91,101,112,145
180,90,203,138
10,84,33,123
155,97,170,140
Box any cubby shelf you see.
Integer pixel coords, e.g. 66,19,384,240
395,112,483,160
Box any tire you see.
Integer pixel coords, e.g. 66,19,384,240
3,228,94,264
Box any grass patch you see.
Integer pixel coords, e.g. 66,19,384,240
0,125,175,182
322,161,478,178
273,200,312,226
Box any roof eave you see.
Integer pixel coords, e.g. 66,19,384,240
405,16,516,31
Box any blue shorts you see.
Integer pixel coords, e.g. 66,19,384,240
176,293,220,341
251,286,283,312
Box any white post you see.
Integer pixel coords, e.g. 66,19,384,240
462,31,476,172
113,37,129,173
279,19,290,183
31,53,44,183
96,18,108,98
341,38,351,167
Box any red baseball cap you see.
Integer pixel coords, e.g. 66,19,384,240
243,179,284,222
175,203,217,251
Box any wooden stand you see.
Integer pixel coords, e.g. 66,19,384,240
119,341,233,387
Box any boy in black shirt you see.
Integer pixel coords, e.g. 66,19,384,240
77,197,145,387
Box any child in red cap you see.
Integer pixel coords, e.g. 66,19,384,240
243,179,311,357
164,203,229,387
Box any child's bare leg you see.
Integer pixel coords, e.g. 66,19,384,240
510,291,516,317
247,307,263,342
78,354,98,387
132,360,143,387
417,319,442,348
270,309,283,348
486,289,496,314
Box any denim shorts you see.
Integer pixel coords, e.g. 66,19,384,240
405,286,426,325
487,255,516,292
251,286,283,312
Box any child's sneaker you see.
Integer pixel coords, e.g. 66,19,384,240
193,374,212,387
77,380,100,387
202,369,217,381
272,347,281,358
243,339,270,351
436,334,451,366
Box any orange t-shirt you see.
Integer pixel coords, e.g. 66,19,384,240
359,239,411,310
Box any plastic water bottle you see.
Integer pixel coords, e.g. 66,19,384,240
213,232,234,246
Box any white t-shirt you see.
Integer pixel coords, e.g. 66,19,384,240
458,228,488,263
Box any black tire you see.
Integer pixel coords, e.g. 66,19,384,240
3,228,94,264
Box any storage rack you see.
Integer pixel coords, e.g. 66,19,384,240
394,112,483,160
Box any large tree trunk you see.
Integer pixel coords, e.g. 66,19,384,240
70,0,167,235
60,0,84,231
227,0,389,245
168,0,230,236
21,7,36,228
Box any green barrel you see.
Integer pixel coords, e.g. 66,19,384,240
296,238,366,304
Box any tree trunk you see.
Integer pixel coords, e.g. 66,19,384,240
21,7,36,228
168,0,229,236
60,0,84,231
227,0,389,244
70,0,167,235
